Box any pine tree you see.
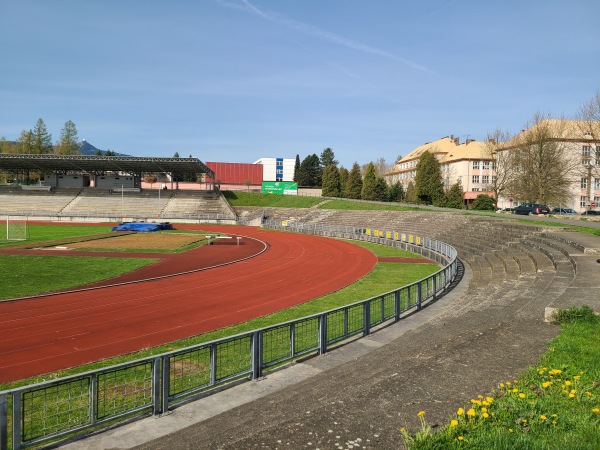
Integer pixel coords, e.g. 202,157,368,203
321,164,341,197
31,118,53,154
298,154,321,186
444,180,465,209
405,181,416,202
387,182,405,202
361,162,380,200
293,154,301,182
414,150,445,205
339,167,349,197
320,148,338,168
55,120,79,155
345,162,363,199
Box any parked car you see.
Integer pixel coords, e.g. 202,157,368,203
552,208,578,215
581,210,600,216
513,203,551,215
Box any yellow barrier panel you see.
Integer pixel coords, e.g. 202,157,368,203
409,235,414,244
416,236,421,246
394,231,399,240
402,233,407,242
282,221,288,226
366,228,371,236
386,231,391,239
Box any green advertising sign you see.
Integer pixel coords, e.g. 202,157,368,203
261,181,298,195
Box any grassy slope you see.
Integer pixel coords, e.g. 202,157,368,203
403,309,600,449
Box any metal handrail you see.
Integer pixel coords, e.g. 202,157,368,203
0,221,457,450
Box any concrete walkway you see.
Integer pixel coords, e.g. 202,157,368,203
61,216,600,450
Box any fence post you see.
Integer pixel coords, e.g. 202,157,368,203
318,314,327,355
161,356,170,415
12,392,20,450
394,289,401,322
153,357,163,416
251,331,262,380
417,282,422,310
363,301,371,336
0,393,6,450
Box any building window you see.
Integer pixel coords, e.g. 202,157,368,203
581,196,587,208
490,176,496,184
582,158,592,166
595,178,600,190
482,175,489,184
471,188,480,192
491,162,497,170
581,178,588,189
583,145,591,157
472,161,480,169
472,175,480,184
482,161,490,170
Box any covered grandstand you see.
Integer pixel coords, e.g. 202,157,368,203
0,154,238,222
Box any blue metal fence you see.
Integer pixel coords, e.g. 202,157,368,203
0,221,457,450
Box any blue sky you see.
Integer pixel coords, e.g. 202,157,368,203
1,0,599,168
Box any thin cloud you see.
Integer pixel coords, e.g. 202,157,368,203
218,0,434,74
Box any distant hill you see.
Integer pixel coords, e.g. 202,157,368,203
78,140,128,156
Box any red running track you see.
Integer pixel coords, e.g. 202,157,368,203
0,225,377,383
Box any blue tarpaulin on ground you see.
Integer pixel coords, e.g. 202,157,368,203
111,222,173,232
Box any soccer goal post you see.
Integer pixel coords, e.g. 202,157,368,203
6,216,28,241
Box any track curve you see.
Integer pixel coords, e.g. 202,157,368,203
0,225,377,383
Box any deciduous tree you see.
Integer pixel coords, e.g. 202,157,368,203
505,113,578,205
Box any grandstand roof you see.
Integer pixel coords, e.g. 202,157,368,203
0,154,214,177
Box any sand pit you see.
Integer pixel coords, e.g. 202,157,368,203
66,232,208,251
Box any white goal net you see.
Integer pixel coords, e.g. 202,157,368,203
6,216,28,241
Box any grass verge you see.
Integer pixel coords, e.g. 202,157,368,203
400,306,600,449
222,191,324,207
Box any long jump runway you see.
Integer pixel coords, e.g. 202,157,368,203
0,226,377,383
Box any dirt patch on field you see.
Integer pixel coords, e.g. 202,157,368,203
66,232,208,251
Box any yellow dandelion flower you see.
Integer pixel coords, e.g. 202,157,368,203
549,369,562,376
564,380,572,386
570,389,576,394
457,407,464,416
400,427,406,433
569,393,575,398
486,397,494,403
506,381,511,386
417,411,426,417
458,436,464,441
519,393,526,399
592,408,600,414
451,419,459,427
586,391,592,396
542,381,552,388
540,415,547,420
499,383,505,388
482,401,489,406
509,428,513,433
552,414,558,417
470,399,481,405
482,412,489,419
512,388,519,393
467,408,476,417
574,375,580,380
481,407,487,413
552,421,557,425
